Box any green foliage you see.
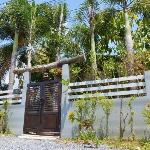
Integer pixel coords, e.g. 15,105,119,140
142,103,150,126
127,97,136,139
61,79,70,86
0,100,11,134
0,0,32,39
98,97,113,137
100,139,150,150
0,0,150,80
141,142,150,150
99,97,113,116
78,127,97,144
68,96,114,141
68,111,75,123
0,44,12,78
68,97,98,132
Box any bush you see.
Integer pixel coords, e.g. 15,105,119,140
142,103,150,126
68,98,97,131
79,127,96,144
0,100,11,134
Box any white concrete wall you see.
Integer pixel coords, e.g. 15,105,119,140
8,99,25,135
61,97,150,139
95,97,150,138
61,64,77,137
7,72,30,135
61,71,150,138
6,70,150,138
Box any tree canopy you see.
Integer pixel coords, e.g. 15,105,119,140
0,0,150,86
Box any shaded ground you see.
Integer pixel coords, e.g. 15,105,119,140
0,136,119,150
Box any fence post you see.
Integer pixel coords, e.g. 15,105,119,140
144,71,150,97
61,64,73,138
22,71,30,103
20,71,30,133
144,71,150,98
9,71,30,135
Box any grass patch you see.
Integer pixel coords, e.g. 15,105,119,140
59,138,150,150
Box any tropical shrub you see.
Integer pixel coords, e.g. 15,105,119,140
0,100,11,134
143,103,150,126
99,97,113,137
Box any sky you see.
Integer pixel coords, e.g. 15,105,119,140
0,0,84,11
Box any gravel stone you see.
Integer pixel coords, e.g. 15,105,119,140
0,136,119,150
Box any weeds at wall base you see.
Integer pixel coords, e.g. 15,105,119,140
0,100,11,135
60,138,150,150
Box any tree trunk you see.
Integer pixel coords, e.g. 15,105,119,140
55,4,64,80
90,23,97,79
27,28,33,68
124,6,134,75
89,1,97,79
0,77,1,90
8,29,19,91
27,4,36,68
27,47,32,68
56,4,64,61
14,54,85,74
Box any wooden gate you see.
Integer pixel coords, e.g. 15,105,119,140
23,80,61,136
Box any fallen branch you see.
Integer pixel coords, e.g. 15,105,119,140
14,54,85,74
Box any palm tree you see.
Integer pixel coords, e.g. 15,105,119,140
88,0,98,79
0,45,12,89
0,0,31,90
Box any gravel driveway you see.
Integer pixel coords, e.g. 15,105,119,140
0,136,119,150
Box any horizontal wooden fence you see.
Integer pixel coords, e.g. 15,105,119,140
61,67,150,138
0,89,22,104
68,75,146,100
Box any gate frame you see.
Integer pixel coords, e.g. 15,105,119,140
23,80,62,135
13,55,85,136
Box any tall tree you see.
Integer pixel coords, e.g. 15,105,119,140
88,0,98,79
76,0,99,79
0,0,31,90
9,29,19,90
27,1,36,68
56,4,64,61
33,2,68,63
0,45,12,88
104,0,137,75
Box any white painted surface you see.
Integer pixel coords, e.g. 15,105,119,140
69,75,144,86
68,74,146,100
68,82,145,93
68,89,146,100
0,94,22,100
61,72,150,138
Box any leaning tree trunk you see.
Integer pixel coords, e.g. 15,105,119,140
89,2,98,79
8,29,19,91
14,54,85,74
124,7,134,75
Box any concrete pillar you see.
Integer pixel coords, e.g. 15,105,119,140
61,64,74,138
9,71,30,135
144,71,150,98
22,71,30,103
